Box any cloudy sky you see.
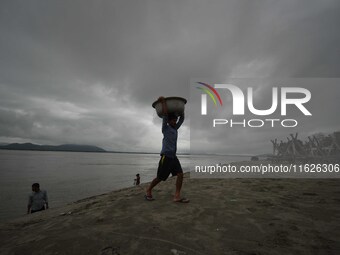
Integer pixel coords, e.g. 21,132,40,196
0,0,339,154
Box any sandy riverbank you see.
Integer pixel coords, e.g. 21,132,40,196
0,172,339,255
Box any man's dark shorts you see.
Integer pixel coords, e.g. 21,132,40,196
157,155,183,181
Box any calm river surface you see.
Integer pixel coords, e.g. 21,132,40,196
0,150,247,222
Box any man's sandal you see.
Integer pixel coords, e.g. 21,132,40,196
144,195,155,201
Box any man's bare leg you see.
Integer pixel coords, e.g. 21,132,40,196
174,172,183,200
146,177,161,197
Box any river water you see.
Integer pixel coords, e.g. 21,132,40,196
0,150,247,222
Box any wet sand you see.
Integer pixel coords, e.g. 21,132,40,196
0,172,339,255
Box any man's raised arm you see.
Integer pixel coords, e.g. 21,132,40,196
158,97,168,132
175,112,184,129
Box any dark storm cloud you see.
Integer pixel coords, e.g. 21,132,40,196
0,0,339,152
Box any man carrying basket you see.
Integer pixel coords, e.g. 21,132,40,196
145,97,189,203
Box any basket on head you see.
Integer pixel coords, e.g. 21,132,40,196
152,97,187,118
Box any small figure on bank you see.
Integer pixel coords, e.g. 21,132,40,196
134,173,140,186
145,96,189,203
27,183,48,214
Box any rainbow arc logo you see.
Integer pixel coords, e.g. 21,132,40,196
196,82,223,115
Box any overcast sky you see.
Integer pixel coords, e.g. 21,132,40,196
0,0,339,154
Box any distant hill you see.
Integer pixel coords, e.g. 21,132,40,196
0,143,106,152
